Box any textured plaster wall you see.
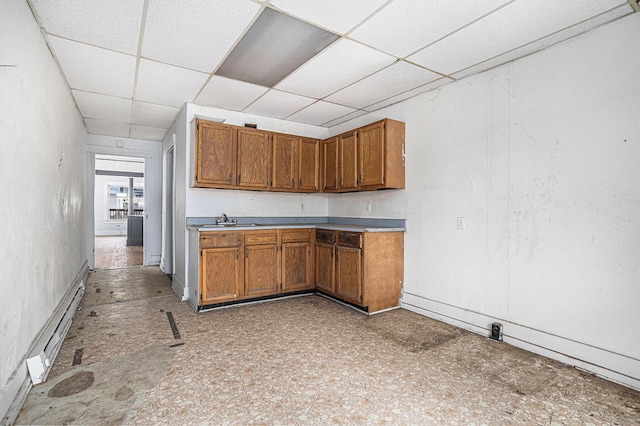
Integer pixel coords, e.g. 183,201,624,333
328,13,640,387
0,0,87,417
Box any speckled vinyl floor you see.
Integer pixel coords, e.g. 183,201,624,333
16,267,640,425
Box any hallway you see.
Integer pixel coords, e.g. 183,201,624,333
15,267,640,424
94,236,143,268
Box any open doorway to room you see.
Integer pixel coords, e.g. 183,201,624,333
94,155,145,268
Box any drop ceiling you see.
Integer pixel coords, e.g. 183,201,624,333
28,0,635,141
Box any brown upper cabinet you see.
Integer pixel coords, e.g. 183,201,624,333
194,118,404,193
237,128,271,190
323,131,358,192
323,119,405,192
359,119,405,190
298,137,321,192
323,136,338,191
272,134,321,192
194,120,237,188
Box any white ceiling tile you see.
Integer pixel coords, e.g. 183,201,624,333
130,125,168,141
72,90,132,122
450,4,634,80
31,0,143,54
407,0,627,75
287,101,357,126
363,77,454,112
195,76,269,111
132,102,180,129
322,110,369,127
276,39,396,99
136,59,209,107
49,36,136,98
85,119,130,138
268,0,389,34
243,90,316,119
142,0,262,72
325,61,441,109
350,0,511,58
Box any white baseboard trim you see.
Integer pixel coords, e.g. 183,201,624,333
402,291,640,391
171,274,188,302
1,262,88,425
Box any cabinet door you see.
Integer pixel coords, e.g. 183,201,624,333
195,120,236,187
299,138,320,192
336,246,362,305
315,243,335,294
339,131,358,190
323,137,338,191
244,244,279,296
201,247,241,303
282,242,313,292
237,128,271,189
272,133,297,191
359,121,385,188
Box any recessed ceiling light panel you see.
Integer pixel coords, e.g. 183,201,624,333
215,8,339,87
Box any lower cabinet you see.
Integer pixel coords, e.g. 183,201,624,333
244,231,279,297
281,229,315,293
198,227,403,313
315,230,336,294
200,233,242,304
315,229,404,313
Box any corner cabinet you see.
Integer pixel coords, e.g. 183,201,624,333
315,229,404,313
322,119,405,192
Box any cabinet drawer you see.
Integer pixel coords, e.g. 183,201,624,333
281,229,311,243
316,229,336,245
244,231,278,245
338,232,361,248
200,232,241,248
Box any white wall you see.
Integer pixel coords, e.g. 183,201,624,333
329,13,640,389
87,136,163,266
0,0,88,420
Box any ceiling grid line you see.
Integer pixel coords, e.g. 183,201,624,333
28,0,635,138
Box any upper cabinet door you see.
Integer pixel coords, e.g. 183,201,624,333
237,128,271,189
323,137,338,191
195,120,236,187
359,121,385,188
339,131,358,190
272,133,298,191
298,138,320,192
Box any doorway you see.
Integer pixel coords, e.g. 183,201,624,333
93,155,145,268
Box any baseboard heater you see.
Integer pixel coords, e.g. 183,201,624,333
25,263,88,385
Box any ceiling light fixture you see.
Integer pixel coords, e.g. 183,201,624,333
215,8,339,88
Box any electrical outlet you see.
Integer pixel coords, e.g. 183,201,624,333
300,202,305,212
491,322,503,341
365,202,372,213
457,217,465,230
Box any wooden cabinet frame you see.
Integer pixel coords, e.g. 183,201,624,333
194,118,404,193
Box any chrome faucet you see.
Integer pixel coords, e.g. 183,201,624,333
221,213,229,223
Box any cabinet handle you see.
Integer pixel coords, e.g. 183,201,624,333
228,175,231,183
402,143,406,166
236,249,239,260
291,178,294,188
299,178,302,187
245,248,249,258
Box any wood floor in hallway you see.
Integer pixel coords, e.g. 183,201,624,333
15,267,640,425
94,236,143,268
